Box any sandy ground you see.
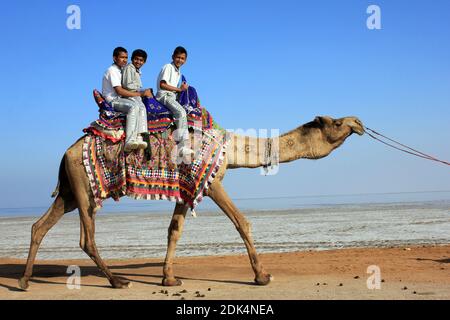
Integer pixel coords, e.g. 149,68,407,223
0,245,449,300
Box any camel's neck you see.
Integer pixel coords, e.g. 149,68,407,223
226,134,268,169
226,129,316,169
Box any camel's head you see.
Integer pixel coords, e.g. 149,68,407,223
310,116,364,142
295,116,364,159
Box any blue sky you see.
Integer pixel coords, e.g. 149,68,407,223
0,0,449,210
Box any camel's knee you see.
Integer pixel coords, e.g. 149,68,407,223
81,242,96,257
83,246,96,258
30,224,42,245
169,230,182,242
236,218,252,237
79,237,86,251
31,223,39,236
79,224,86,249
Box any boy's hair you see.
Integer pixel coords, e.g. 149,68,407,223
173,46,187,57
131,49,148,62
113,47,127,57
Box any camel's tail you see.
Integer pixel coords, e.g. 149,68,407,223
51,181,60,198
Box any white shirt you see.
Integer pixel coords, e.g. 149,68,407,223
156,63,181,99
102,64,122,103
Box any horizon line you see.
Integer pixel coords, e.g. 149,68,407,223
1,189,449,211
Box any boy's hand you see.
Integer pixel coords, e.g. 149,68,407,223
141,89,153,98
180,82,189,92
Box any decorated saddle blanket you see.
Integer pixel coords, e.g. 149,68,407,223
82,85,229,212
83,128,228,212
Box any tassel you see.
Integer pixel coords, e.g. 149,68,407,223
191,208,197,218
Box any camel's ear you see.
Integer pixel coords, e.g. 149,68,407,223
314,116,324,126
335,119,343,127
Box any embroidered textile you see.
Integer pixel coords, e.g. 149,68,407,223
82,128,228,210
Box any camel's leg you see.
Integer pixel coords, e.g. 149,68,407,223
64,146,130,289
162,203,188,286
207,180,273,285
77,204,131,289
18,195,76,290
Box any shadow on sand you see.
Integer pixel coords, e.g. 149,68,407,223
0,261,253,291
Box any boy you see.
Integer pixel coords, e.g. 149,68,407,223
102,47,151,151
156,46,194,157
122,49,150,103
121,49,151,142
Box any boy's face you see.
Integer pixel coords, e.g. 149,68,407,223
113,52,128,68
132,56,146,70
172,53,187,69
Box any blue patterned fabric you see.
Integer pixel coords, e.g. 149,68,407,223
144,75,202,121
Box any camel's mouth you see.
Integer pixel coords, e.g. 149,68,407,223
352,126,365,136
350,119,365,136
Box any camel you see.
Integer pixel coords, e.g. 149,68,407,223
18,115,364,290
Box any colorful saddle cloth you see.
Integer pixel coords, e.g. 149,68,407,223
83,128,228,212
82,84,229,212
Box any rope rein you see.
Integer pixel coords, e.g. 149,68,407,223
364,126,450,166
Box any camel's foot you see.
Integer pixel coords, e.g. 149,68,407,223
162,277,183,286
18,277,30,291
254,273,274,286
110,277,132,289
